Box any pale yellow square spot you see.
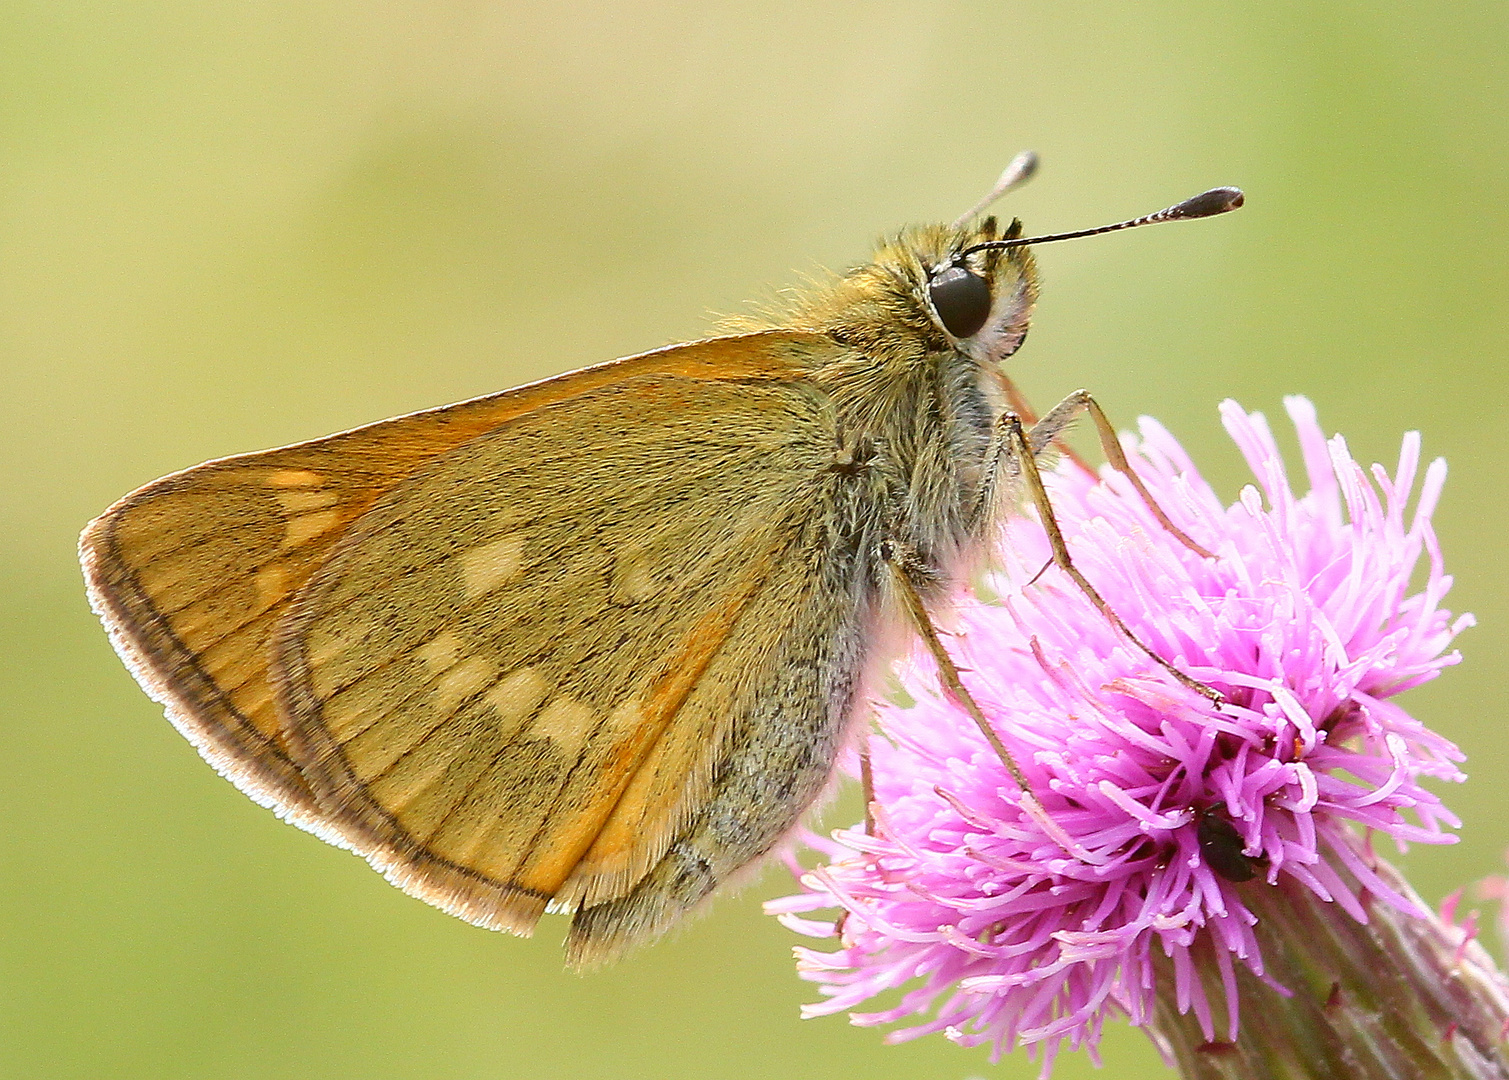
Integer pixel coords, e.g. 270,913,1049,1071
414,631,464,673
379,754,455,814
283,510,340,547
484,666,551,733
323,687,374,739
275,489,340,513
611,551,660,604
308,622,373,670
530,696,596,754
604,699,642,734
433,655,499,714
459,533,526,599
253,564,289,608
265,469,324,488
484,507,530,533
165,599,219,642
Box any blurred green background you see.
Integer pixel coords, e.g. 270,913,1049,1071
4,2,1506,1077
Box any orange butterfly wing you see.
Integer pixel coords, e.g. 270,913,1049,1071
82,330,847,942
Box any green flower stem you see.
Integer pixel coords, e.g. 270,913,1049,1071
1149,851,1509,1079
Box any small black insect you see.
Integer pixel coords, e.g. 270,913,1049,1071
1196,805,1264,883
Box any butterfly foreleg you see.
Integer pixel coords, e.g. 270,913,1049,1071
971,391,1078,535
990,408,1224,704
987,371,1094,473
1033,389,1215,559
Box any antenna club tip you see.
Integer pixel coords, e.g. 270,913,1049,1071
1010,149,1040,176
993,150,1040,191
1173,186,1245,219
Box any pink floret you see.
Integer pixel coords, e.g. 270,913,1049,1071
769,398,1469,1073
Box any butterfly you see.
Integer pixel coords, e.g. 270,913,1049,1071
80,153,1241,968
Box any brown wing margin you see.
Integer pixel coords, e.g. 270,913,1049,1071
79,331,833,885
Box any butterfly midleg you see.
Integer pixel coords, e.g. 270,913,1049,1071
879,540,1028,790
990,406,1223,704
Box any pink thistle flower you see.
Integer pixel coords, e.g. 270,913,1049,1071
767,398,1471,1074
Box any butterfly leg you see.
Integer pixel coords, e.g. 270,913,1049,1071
879,540,1030,790
986,370,1094,474
990,406,1224,704
832,735,876,941
858,737,875,835
1031,389,1215,559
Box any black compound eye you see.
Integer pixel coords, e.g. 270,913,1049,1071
927,264,992,339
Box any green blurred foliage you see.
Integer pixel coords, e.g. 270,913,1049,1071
3,2,1506,1077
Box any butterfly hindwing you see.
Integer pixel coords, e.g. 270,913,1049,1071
83,330,871,960
276,366,858,942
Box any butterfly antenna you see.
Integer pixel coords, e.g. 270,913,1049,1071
960,186,1244,256
950,150,1040,229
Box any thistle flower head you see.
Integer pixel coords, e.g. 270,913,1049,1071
769,398,1469,1073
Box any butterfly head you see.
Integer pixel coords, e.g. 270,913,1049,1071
917,216,1040,366
762,216,1040,371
